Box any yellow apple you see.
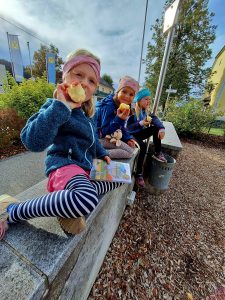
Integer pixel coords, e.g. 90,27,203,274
67,83,86,103
119,103,130,111
146,116,152,122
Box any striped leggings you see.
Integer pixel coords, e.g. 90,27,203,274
8,175,122,223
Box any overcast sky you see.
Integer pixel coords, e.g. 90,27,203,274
0,0,224,86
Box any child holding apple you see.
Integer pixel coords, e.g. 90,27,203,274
0,49,123,239
126,88,167,188
95,76,139,158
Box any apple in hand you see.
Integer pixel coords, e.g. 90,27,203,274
66,82,86,103
119,103,130,111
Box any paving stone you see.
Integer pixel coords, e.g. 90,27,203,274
0,242,46,300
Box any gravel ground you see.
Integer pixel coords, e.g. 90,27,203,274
88,141,225,300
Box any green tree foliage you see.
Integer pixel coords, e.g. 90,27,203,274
102,74,113,86
0,74,55,120
24,66,32,79
32,44,64,81
165,99,217,136
145,0,216,108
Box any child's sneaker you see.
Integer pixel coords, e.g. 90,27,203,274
135,176,145,188
152,152,167,163
57,216,86,235
0,194,19,240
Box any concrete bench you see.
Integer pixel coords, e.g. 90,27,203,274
148,121,183,158
0,149,138,300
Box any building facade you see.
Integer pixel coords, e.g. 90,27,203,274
95,78,114,101
206,46,225,117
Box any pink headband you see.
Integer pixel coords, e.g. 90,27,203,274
117,76,139,94
63,55,100,82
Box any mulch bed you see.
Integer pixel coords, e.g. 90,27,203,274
0,141,26,160
88,139,225,300
181,133,225,150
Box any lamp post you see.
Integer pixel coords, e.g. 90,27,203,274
138,0,149,84
152,0,181,114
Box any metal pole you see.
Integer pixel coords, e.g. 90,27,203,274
27,42,33,77
138,0,148,84
152,26,175,114
164,84,171,112
6,32,15,79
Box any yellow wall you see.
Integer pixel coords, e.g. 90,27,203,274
209,46,225,115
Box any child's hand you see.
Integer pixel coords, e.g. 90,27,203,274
56,83,82,109
142,120,150,127
102,156,111,164
158,131,165,140
117,107,130,120
127,139,136,148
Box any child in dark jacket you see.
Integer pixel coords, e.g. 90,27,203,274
0,49,123,240
95,76,139,159
126,88,167,188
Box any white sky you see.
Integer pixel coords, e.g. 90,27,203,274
0,0,223,87
0,0,167,86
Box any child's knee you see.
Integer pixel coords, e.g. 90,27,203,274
68,189,98,213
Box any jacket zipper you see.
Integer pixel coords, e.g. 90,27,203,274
84,122,95,167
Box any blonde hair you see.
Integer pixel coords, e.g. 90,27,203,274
62,49,100,117
135,102,142,121
66,49,101,65
135,101,151,121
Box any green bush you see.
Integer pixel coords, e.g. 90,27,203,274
0,108,25,148
165,99,218,136
0,75,55,120
224,124,225,143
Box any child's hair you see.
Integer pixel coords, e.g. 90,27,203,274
66,49,101,66
133,88,151,120
53,49,100,117
135,103,142,121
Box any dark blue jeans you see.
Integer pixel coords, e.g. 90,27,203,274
133,126,161,175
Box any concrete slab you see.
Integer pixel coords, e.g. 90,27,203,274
0,151,46,196
162,121,183,151
0,242,46,300
4,181,85,281
149,121,182,151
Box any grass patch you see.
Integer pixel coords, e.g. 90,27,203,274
203,127,224,136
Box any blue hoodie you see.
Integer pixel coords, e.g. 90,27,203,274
95,94,132,142
126,109,165,134
21,98,108,176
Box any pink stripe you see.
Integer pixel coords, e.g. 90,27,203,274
63,55,100,82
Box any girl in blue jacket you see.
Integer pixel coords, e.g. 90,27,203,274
0,49,122,239
126,88,167,188
96,76,139,158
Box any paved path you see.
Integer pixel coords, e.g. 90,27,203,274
0,151,46,196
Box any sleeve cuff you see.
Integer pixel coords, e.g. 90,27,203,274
114,115,126,125
54,99,72,112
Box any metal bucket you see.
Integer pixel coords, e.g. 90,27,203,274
147,154,176,191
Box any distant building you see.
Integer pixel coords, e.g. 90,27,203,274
204,46,225,117
95,78,114,101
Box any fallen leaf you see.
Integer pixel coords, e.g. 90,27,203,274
194,233,201,241
187,292,193,300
